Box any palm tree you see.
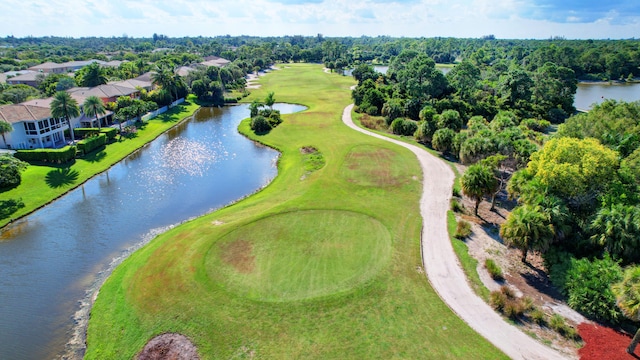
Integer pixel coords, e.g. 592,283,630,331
265,92,275,111
82,96,106,130
152,63,177,102
50,91,80,144
591,204,640,263
78,63,108,87
0,120,13,148
461,163,498,216
500,204,553,263
612,266,640,354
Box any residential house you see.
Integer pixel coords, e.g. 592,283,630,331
6,71,42,87
67,83,140,104
201,56,231,68
28,60,106,74
0,102,67,149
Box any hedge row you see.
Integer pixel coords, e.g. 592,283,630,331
76,134,106,155
74,128,117,141
15,146,77,164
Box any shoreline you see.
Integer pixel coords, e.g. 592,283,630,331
0,100,201,230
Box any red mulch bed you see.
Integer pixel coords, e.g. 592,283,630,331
579,323,639,360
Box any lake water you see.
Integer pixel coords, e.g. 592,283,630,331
574,82,640,110
0,103,304,360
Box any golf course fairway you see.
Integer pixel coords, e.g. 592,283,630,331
84,63,506,359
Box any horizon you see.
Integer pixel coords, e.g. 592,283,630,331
2,0,640,41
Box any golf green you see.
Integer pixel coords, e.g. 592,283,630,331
206,210,391,301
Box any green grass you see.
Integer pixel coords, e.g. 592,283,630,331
0,98,200,228
207,210,391,302
85,64,506,359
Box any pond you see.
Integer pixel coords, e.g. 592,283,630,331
574,81,640,111
0,103,305,360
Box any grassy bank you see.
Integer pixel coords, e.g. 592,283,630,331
0,98,200,228
85,64,505,359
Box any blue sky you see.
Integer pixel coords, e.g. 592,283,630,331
2,0,640,39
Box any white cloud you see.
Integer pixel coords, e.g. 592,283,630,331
2,0,640,38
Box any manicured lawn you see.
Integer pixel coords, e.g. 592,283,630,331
0,99,200,228
85,64,506,359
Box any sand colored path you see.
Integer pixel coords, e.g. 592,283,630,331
342,104,567,360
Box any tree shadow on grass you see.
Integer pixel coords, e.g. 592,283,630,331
45,167,80,188
0,198,25,220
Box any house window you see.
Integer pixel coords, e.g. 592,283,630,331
24,122,37,135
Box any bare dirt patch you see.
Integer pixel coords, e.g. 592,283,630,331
220,240,255,274
137,333,199,360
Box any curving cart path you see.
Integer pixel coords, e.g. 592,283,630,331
342,104,567,360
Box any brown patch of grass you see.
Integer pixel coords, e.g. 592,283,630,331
300,146,317,154
359,114,387,131
220,240,255,274
344,148,404,187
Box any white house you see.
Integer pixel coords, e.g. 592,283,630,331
0,102,67,149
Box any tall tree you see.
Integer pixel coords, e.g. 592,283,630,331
82,96,106,130
76,63,107,87
50,91,80,144
612,266,640,354
461,163,498,216
265,92,275,111
0,120,13,148
500,205,553,262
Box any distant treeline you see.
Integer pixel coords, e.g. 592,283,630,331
1,35,639,81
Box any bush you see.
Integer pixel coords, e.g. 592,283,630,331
450,198,464,213
250,115,272,133
432,128,456,154
455,220,472,239
15,146,76,164
390,118,418,136
485,258,504,280
549,314,580,340
100,127,117,141
564,255,623,323
0,154,28,188
490,286,525,319
76,134,106,155
74,128,100,138
529,307,546,325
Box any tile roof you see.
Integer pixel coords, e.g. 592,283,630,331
6,72,41,82
67,84,137,100
0,103,52,124
200,56,231,68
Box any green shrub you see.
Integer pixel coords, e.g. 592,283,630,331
390,118,417,136
15,146,77,164
529,307,546,325
250,115,272,133
0,154,28,188
485,258,504,280
74,128,100,138
100,127,117,141
450,198,464,213
77,134,106,155
549,314,580,340
432,128,456,154
455,220,472,239
564,255,623,323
